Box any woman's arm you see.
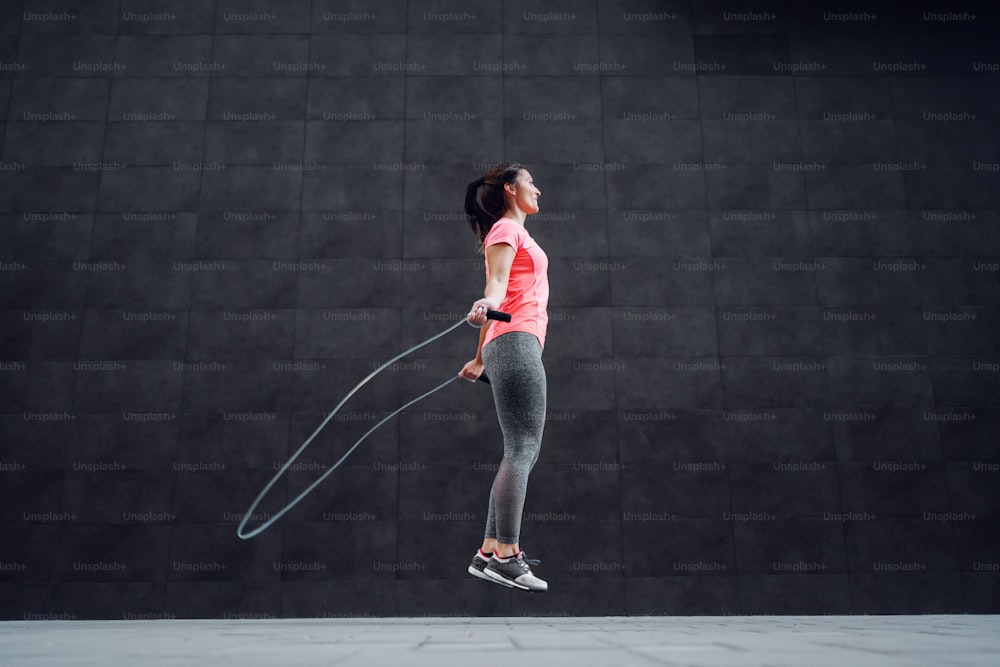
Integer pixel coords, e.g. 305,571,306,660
463,241,517,378
474,319,490,362
468,242,516,327
483,242,515,305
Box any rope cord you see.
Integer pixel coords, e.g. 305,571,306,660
236,313,497,540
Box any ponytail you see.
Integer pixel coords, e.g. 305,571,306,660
464,162,525,253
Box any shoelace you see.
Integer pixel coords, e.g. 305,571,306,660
489,553,541,567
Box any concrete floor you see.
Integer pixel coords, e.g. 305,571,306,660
1,615,998,666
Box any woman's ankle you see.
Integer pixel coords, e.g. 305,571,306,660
494,542,520,558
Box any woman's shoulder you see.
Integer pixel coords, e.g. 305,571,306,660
485,217,525,240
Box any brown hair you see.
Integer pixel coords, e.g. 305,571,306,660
464,162,526,253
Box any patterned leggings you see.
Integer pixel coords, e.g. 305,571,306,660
481,331,547,544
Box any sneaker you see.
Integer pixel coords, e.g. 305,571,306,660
468,549,514,588
484,552,547,592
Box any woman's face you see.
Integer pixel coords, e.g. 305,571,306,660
507,170,541,215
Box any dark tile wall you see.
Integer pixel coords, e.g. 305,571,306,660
1,0,998,619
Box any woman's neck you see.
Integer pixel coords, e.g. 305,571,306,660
501,209,526,227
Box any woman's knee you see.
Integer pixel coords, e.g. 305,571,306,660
505,439,541,464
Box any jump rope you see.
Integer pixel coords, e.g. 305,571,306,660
236,308,512,540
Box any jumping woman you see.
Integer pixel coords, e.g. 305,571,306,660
459,162,549,592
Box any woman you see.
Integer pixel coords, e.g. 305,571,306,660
458,162,549,592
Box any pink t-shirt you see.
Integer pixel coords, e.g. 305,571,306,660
482,218,549,351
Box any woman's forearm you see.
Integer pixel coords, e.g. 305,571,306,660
474,320,490,362
483,276,507,305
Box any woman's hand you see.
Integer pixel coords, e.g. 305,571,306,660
458,358,485,382
467,297,499,327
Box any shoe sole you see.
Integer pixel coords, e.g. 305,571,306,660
468,564,515,588
483,565,533,591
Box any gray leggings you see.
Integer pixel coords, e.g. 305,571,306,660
481,331,547,545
